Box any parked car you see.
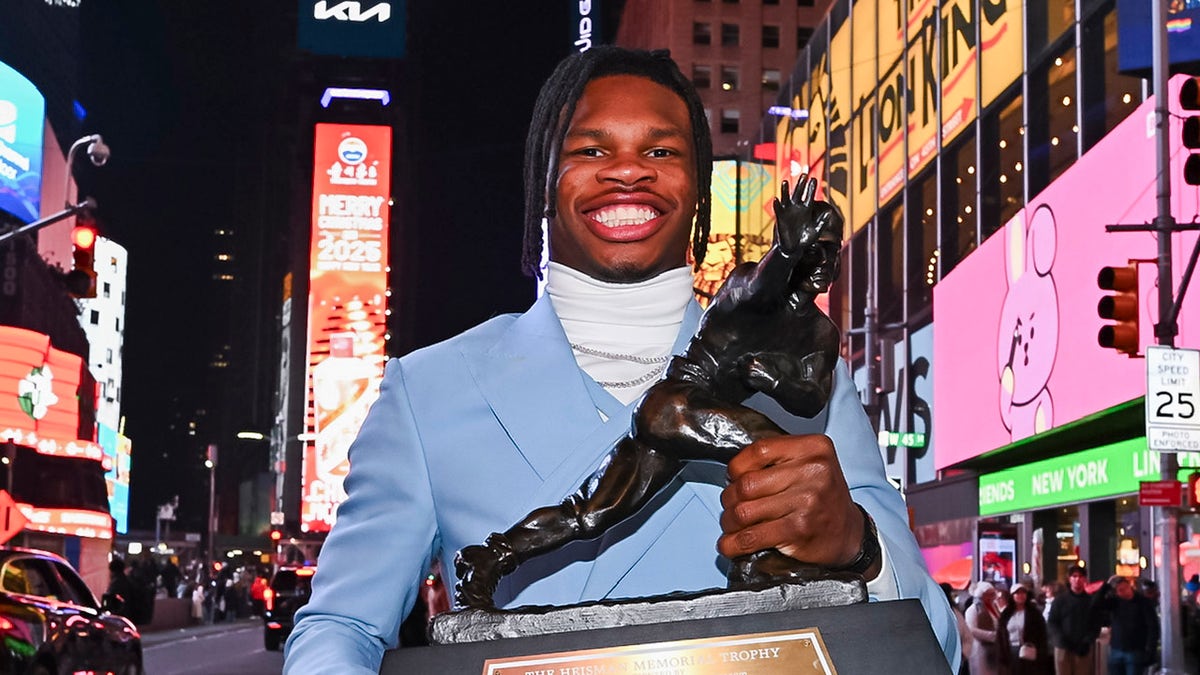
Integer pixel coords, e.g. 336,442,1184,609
263,565,316,651
0,546,142,675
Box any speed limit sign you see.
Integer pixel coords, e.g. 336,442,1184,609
1146,346,1200,451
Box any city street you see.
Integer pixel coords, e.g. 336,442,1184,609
142,619,282,675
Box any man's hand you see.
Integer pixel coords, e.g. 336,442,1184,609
718,434,877,578
772,175,820,254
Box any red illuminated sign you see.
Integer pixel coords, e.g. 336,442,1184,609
0,490,28,545
0,326,102,462
17,503,112,540
301,124,391,533
1140,480,1183,507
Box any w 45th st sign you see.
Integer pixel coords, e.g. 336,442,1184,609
1146,346,1200,451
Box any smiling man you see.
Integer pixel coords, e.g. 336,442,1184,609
284,47,960,674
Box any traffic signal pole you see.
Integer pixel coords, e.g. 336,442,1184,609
1107,3,1200,670
0,198,97,246
1152,0,1183,670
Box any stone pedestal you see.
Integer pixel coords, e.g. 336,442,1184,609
380,578,950,674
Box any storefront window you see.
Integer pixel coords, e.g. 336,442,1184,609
1080,6,1142,151
1114,497,1142,578
980,93,1024,242
1029,41,1078,197
1028,0,1076,60
848,228,868,357
940,135,977,276
906,171,937,317
877,201,903,325
1055,505,1081,582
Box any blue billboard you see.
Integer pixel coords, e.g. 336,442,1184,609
1118,0,1200,75
98,423,130,534
0,60,45,223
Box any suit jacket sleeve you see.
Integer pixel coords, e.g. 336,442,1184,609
824,361,963,670
284,360,438,675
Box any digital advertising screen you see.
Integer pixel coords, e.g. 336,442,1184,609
693,159,776,303
301,123,390,533
932,76,1200,469
1118,0,1200,75
0,59,45,223
0,325,101,461
978,523,1018,590
297,0,407,59
98,423,131,534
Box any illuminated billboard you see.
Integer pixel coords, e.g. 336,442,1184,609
775,0,1022,216
0,325,101,461
932,76,1200,469
98,423,131,534
301,123,390,532
693,159,776,303
0,60,45,223
297,0,407,59
1118,0,1200,75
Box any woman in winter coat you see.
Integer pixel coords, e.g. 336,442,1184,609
966,581,1002,675
996,582,1053,675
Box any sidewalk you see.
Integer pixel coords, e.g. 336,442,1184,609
140,616,260,647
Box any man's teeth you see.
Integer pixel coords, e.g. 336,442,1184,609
593,205,660,227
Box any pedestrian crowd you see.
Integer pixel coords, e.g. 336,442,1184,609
944,564,1161,675
103,553,272,627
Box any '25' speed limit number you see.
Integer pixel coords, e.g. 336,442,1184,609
1146,346,1200,452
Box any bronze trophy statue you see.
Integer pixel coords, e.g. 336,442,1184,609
455,174,847,610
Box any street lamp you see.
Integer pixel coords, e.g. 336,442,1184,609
205,444,217,567
0,134,110,245
64,134,110,204
2,441,15,495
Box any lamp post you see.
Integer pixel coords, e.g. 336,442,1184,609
2,441,14,494
63,134,109,205
205,444,217,567
0,134,109,246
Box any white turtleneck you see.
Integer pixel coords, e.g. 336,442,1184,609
545,261,693,406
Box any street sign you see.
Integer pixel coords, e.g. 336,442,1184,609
1146,346,1200,451
270,511,285,526
1140,479,1183,507
0,490,28,544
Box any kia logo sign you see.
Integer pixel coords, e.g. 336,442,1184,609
314,1,391,23
298,0,406,59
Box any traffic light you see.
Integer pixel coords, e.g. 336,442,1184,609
1183,77,1200,185
64,223,98,298
1189,473,1200,509
1097,263,1139,357
269,529,282,543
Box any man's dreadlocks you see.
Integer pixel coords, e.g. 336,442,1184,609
520,46,713,279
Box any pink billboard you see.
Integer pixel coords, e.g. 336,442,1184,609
933,76,1200,469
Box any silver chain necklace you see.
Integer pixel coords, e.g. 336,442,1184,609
570,343,670,389
569,343,670,365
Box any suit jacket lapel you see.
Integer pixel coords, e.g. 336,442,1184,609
462,294,603,481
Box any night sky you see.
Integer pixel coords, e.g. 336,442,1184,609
70,2,594,530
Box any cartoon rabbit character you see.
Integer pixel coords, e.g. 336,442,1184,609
996,205,1058,441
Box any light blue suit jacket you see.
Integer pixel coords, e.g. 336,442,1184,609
285,294,961,673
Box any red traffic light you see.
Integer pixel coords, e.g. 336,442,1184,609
1189,473,1200,508
70,224,96,249
66,224,99,298
1097,264,1140,357
269,530,282,542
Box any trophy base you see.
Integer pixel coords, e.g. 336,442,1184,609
429,572,866,645
384,597,951,674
